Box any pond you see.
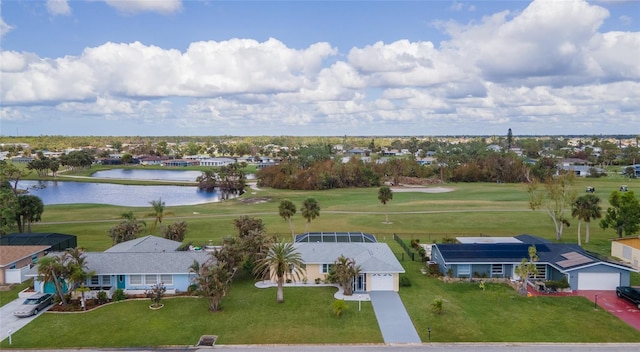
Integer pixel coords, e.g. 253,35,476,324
91,169,256,181
20,180,235,207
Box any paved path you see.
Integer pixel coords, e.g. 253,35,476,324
0,295,52,342
369,291,421,344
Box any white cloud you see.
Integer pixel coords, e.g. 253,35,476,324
0,16,14,37
104,0,182,15
1,0,639,135
46,0,72,16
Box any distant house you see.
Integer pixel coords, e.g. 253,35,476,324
138,156,167,166
163,159,199,167
31,236,210,298
10,156,34,163
288,232,405,292
611,237,640,270
0,245,50,284
431,235,637,290
417,157,436,165
199,157,236,167
621,164,640,177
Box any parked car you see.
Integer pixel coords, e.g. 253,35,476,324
616,286,640,308
13,293,54,318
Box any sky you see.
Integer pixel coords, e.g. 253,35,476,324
0,0,639,137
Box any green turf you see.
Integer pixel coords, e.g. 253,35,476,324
2,175,639,347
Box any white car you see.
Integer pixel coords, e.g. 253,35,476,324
13,293,54,318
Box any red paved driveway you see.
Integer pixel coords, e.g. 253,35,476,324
576,290,640,331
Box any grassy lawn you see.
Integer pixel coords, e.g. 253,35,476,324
0,276,381,348
2,174,639,347
0,280,31,308
396,255,640,342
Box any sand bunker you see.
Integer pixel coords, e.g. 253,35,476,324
391,186,454,193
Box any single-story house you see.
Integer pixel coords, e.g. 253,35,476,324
199,157,236,167
289,232,405,292
31,236,210,297
0,245,50,284
611,237,640,270
431,234,637,291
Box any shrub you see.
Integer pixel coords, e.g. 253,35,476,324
113,289,127,302
315,278,322,284
332,299,348,318
146,283,167,308
430,297,444,315
96,291,108,305
187,283,198,295
410,238,420,249
399,274,411,287
427,262,442,277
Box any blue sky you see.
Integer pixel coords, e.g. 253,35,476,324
1,0,639,137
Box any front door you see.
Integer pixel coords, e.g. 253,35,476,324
117,275,125,289
352,274,366,292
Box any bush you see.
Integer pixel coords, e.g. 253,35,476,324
113,289,127,302
399,274,411,287
331,299,348,318
96,291,108,305
430,297,444,315
427,262,441,277
410,238,420,249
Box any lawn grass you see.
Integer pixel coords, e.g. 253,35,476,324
0,279,31,308
3,174,639,347
0,276,382,348
396,254,640,342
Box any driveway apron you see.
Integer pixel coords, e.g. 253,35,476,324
369,291,421,344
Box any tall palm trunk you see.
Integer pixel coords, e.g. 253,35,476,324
288,219,295,241
577,220,582,246
585,221,591,243
50,269,67,306
384,203,389,223
277,276,284,303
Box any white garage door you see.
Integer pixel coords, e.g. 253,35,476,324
577,273,620,290
371,273,394,291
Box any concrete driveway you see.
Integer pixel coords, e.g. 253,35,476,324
0,295,52,343
369,291,421,344
576,290,640,331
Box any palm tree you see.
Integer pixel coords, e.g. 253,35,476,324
378,186,393,224
36,256,68,306
329,255,362,296
572,194,602,245
109,212,146,244
278,199,297,240
301,197,320,233
253,241,305,303
148,198,173,235
62,248,95,309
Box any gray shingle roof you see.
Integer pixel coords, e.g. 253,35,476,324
82,251,211,275
294,242,404,273
105,236,182,253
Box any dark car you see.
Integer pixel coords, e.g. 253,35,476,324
13,293,54,317
616,286,640,308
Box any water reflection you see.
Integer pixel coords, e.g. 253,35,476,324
20,180,234,207
91,169,255,181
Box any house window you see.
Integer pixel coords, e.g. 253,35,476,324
531,264,546,279
491,264,503,275
130,275,142,285
90,276,100,286
160,275,173,285
145,275,158,285
102,275,111,285
9,263,16,269
31,254,39,263
458,264,471,276
622,247,632,260
321,264,333,274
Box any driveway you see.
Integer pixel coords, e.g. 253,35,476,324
369,291,421,344
0,295,52,342
576,290,640,331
